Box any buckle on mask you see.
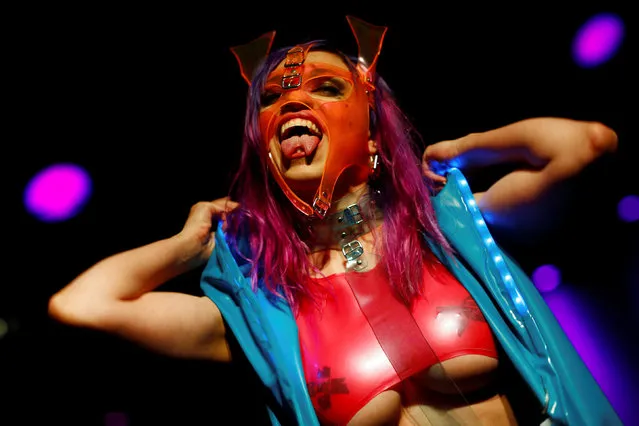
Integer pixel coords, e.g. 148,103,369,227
312,194,329,218
282,46,304,89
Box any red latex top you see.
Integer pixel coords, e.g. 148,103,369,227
295,259,498,425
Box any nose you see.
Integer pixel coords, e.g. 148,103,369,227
280,100,311,115
278,84,316,112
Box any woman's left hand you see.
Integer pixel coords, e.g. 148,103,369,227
422,118,617,179
421,117,618,229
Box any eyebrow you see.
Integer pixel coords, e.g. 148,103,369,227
266,65,351,86
308,66,349,77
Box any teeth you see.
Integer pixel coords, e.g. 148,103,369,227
280,118,320,136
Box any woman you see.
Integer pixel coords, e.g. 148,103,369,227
48,16,621,425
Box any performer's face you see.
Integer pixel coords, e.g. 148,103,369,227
259,51,372,196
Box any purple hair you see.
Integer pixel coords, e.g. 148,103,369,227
225,41,452,312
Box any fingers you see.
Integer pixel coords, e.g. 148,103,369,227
425,139,461,161
422,140,460,182
210,197,240,213
210,197,240,230
422,137,471,182
422,165,447,184
188,198,240,225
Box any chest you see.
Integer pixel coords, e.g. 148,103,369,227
295,260,499,424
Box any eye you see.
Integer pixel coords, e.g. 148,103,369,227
260,90,281,107
312,80,345,98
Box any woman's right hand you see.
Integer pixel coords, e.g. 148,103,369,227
49,196,240,361
175,196,240,268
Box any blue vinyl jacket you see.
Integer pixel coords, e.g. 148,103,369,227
200,168,621,426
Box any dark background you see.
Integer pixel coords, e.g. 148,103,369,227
3,3,636,425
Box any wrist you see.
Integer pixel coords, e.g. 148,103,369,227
168,232,210,273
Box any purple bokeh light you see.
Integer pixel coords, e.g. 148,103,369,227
572,13,624,68
617,195,639,222
543,286,631,425
532,264,561,292
24,163,92,222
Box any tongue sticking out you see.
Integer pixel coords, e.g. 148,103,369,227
281,135,320,159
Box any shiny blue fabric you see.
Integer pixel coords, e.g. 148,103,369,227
200,228,317,425
426,168,621,425
200,168,621,425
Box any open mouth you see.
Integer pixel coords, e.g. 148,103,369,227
279,118,322,165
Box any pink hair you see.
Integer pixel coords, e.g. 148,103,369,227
225,42,452,312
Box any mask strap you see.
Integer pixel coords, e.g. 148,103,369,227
281,43,315,89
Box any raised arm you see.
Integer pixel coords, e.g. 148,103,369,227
422,117,618,229
48,197,239,362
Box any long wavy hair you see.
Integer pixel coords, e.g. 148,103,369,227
225,40,452,313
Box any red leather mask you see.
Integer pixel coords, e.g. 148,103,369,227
260,49,372,217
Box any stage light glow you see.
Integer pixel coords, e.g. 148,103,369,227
617,195,639,222
24,163,92,222
532,264,561,292
572,13,624,68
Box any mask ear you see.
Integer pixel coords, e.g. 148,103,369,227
346,15,388,87
230,30,277,85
